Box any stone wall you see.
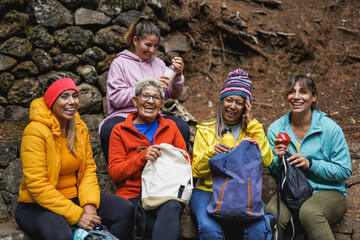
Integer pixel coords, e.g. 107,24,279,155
0,0,197,122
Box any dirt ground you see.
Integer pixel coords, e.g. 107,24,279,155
181,0,360,143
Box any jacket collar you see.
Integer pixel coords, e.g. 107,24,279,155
118,49,154,63
121,112,169,132
282,109,325,145
29,97,86,136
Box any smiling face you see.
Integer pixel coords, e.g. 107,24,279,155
287,81,317,115
51,89,79,128
133,34,159,61
221,95,245,123
132,85,163,124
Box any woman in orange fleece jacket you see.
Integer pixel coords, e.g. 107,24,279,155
108,78,190,240
15,74,134,240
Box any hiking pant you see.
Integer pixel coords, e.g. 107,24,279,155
15,193,134,240
190,188,273,240
265,190,347,240
100,115,190,162
129,198,184,240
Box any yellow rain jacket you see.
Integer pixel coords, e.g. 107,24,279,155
192,118,273,192
18,98,100,225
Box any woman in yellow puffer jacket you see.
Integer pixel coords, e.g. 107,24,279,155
15,74,134,240
190,68,274,240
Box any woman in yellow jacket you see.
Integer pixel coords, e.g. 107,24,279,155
190,68,273,240
15,74,134,240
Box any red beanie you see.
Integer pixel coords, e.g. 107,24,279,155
44,78,79,108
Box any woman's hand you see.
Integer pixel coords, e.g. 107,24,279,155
171,57,184,76
156,76,170,93
287,153,311,169
76,205,101,230
242,97,254,124
274,138,288,157
214,143,230,155
145,145,163,161
83,204,97,215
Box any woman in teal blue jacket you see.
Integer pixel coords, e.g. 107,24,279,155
265,75,351,240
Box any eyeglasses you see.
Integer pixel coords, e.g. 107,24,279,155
139,93,162,103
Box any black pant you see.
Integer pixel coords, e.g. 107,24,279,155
15,193,134,240
130,198,184,240
100,115,190,162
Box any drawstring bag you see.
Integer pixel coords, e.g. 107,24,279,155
141,143,193,211
207,138,265,221
73,224,119,240
273,151,313,240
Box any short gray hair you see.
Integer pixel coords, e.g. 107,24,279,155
135,78,163,97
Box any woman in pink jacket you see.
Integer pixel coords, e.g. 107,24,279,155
99,16,190,161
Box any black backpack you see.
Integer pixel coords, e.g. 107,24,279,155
274,151,313,240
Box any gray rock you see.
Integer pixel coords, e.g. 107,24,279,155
28,25,55,50
147,0,162,9
53,53,80,71
5,105,29,122
121,0,143,11
27,0,74,28
96,53,116,73
157,20,171,35
0,37,33,58
94,25,127,53
77,83,102,114
0,141,18,167
0,9,29,39
97,173,116,194
81,113,103,133
61,72,81,85
0,95,8,105
0,54,17,72
0,203,9,221
76,65,98,84
0,106,5,121
37,71,81,94
0,220,30,239
102,96,107,116
2,158,22,194
2,191,18,216
54,26,94,53
31,48,53,72
163,35,189,53
97,0,123,17
75,7,111,25
48,46,62,56
60,0,99,10
94,151,107,174
11,61,39,78
8,78,42,107
0,170,3,185
80,46,107,66
98,71,108,94
332,217,353,234
90,139,102,155
0,0,28,16
112,10,141,28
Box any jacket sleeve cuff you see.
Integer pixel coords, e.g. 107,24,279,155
66,204,84,225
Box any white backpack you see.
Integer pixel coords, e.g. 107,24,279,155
141,143,193,211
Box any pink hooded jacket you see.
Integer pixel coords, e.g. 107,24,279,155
99,50,185,131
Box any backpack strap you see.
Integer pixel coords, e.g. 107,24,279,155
275,154,295,240
134,195,146,240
